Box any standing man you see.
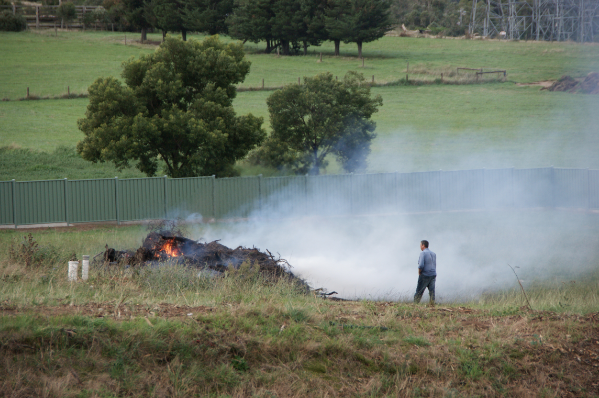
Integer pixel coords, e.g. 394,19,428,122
414,240,436,306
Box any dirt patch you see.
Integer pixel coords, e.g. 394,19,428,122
515,80,555,88
0,301,216,320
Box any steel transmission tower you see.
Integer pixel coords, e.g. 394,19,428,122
470,0,599,42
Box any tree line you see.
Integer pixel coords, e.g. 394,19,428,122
96,0,393,57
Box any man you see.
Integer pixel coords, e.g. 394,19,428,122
414,240,436,305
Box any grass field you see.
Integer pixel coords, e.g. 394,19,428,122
2,30,599,180
1,214,598,397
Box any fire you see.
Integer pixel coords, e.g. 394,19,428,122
155,239,182,257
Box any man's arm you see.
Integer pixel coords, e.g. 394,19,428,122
418,252,424,275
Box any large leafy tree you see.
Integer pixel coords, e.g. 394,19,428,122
227,0,276,53
183,0,234,35
145,0,189,40
327,0,392,58
121,0,152,42
256,71,382,175
325,0,351,56
77,37,266,178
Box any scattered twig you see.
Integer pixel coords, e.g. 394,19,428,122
508,263,533,311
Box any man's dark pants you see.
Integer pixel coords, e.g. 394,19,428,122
414,275,436,304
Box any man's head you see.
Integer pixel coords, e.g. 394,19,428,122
420,240,429,251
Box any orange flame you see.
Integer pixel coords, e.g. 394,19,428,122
155,239,182,257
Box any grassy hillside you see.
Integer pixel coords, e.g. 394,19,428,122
1,30,599,179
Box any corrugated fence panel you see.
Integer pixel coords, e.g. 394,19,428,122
554,168,589,209
119,177,166,221
513,168,554,208
440,169,485,211
484,168,514,209
68,179,116,223
351,173,397,215
396,171,441,212
16,180,66,225
215,177,260,218
590,170,599,209
261,176,307,217
0,181,14,225
306,175,352,216
168,177,214,219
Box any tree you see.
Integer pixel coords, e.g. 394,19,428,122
183,0,234,35
227,0,276,53
77,36,266,178
325,0,351,56
56,2,77,29
145,0,189,40
329,0,392,58
120,0,152,42
257,71,382,175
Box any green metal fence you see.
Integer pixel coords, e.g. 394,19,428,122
1,167,599,227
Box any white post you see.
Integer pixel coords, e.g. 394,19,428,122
82,255,89,281
68,261,79,281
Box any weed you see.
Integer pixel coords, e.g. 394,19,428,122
231,356,249,372
403,336,431,347
8,233,67,268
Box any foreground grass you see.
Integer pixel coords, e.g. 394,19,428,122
1,263,598,397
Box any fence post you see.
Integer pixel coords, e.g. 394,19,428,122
64,178,69,226
12,4,15,14
305,174,309,216
163,175,168,219
438,170,443,211
511,168,515,208
115,177,120,225
394,172,398,213
587,168,591,210
212,175,216,221
12,179,17,229
349,173,353,215
36,6,39,29
550,166,555,208
258,174,263,216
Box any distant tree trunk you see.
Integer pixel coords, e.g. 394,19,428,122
357,41,362,58
281,39,290,55
181,29,187,41
334,39,340,56
311,149,320,175
303,40,308,55
265,39,272,53
162,30,167,42
141,27,147,43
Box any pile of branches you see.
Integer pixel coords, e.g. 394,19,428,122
96,231,299,282
545,72,599,94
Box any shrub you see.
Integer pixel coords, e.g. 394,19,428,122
8,233,68,268
0,10,27,32
56,2,77,27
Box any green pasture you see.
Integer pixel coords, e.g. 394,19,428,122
1,30,599,180
2,30,599,100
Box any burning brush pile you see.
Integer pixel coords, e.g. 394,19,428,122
97,230,302,283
